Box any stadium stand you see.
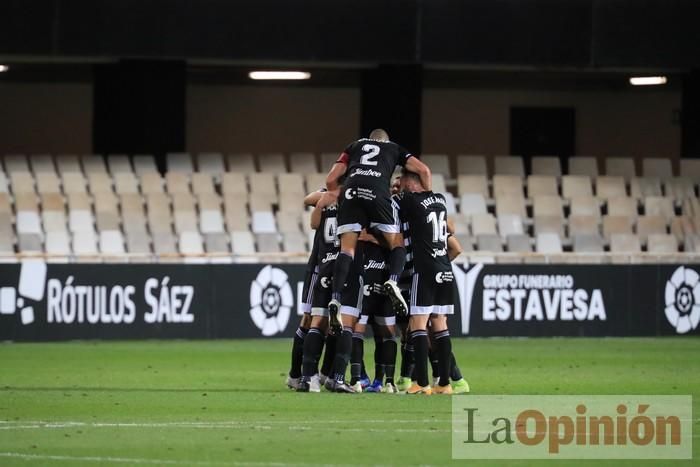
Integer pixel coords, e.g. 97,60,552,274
1,152,700,263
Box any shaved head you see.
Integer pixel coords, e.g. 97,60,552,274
369,128,389,142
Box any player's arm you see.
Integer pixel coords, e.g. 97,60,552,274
405,156,432,191
446,217,462,261
310,190,338,229
303,189,325,207
326,149,350,191
447,234,463,262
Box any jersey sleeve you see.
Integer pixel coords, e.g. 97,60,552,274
336,142,355,165
396,145,414,167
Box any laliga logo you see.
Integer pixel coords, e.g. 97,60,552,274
0,259,46,325
664,266,700,334
249,265,293,336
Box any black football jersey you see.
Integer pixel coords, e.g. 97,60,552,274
337,139,412,192
315,204,340,275
397,191,451,274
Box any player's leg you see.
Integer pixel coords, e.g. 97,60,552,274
287,312,311,389
298,278,330,392
395,286,413,391
350,318,367,391
406,314,431,394
327,312,360,393
288,270,318,388
319,332,336,383
298,315,328,393
429,314,453,394
450,352,470,394
329,231,359,333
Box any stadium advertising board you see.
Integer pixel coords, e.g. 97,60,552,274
0,261,698,340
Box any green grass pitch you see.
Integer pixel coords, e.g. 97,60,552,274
0,338,698,466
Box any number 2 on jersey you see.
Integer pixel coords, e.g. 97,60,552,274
360,144,380,166
427,211,448,245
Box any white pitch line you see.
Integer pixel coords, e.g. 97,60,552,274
0,452,392,467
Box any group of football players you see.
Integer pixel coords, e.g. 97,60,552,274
286,129,470,395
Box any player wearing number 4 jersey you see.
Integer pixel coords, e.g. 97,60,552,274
324,129,431,391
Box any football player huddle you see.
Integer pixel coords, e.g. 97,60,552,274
287,129,470,395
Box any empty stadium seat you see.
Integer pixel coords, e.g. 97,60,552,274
251,211,277,233
62,172,88,194
596,176,626,200
100,230,126,254
498,215,524,239
140,172,165,195
167,153,194,173
644,196,674,221
258,153,287,173
192,173,216,195
506,234,532,253
573,234,604,253
114,172,139,194
610,233,641,253
457,175,490,198
133,155,158,174
282,231,307,252
607,197,638,219
603,215,634,241
562,175,593,199
231,231,256,255
494,156,525,176
605,157,636,179
126,231,152,254
567,157,599,177
476,234,503,252
4,154,30,173
81,155,108,173
421,154,451,178
45,231,71,255
527,176,558,197
630,177,662,199
636,216,667,244
664,178,695,201
536,233,563,253
471,213,498,236
196,153,225,174
166,172,190,194
459,194,488,218
456,155,488,175
320,152,340,172
72,231,98,255
493,175,524,198
204,232,229,253
642,158,673,178
680,159,700,184
647,234,678,253
30,154,55,173
108,155,133,173
289,152,319,173
256,233,281,253
531,156,562,176
179,231,204,255
56,155,82,175
227,153,256,173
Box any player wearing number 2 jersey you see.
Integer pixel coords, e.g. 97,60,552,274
323,129,431,391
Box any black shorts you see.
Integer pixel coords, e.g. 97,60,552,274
310,272,333,317
300,268,317,313
359,243,394,326
409,269,455,315
337,186,399,235
339,245,365,317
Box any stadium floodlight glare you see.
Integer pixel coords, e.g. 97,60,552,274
629,76,667,86
0,65,8,73
248,71,311,80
